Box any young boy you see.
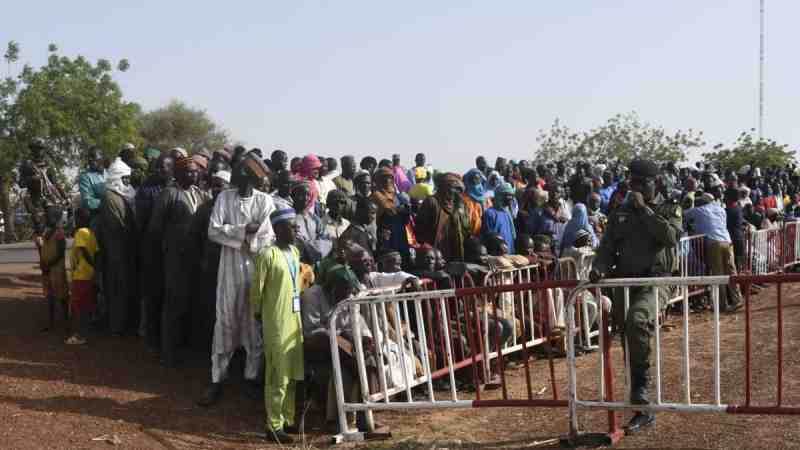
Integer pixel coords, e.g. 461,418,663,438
67,208,98,345
40,206,68,332
251,209,305,443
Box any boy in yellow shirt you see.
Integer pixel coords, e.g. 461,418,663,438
67,208,98,345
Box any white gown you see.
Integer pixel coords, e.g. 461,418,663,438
208,188,275,382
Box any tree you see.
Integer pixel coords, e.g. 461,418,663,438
533,119,583,165
0,42,21,241
11,48,140,165
0,41,139,241
138,100,229,152
702,130,795,172
534,112,706,166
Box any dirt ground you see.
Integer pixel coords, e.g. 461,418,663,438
2,262,800,449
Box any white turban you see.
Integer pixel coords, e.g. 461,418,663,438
106,158,134,199
171,147,189,158
212,170,231,183
106,157,131,181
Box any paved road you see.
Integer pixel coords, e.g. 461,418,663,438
0,240,73,264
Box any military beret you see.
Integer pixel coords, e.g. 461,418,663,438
629,159,659,178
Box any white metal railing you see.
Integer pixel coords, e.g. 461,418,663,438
564,273,800,444
328,288,465,442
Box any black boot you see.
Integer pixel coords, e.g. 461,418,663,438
625,411,655,434
197,382,223,407
626,369,655,434
265,428,294,444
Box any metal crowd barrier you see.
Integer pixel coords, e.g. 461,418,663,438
328,277,593,442
782,221,800,269
328,270,800,444
480,264,550,382
664,234,706,307
411,262,591,389
564,272,800,446
746,227,783,275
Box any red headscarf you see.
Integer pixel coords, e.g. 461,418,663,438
299,155,322,211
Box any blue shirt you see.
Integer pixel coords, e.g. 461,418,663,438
526,207,558,238
78,171,105,211
598,184,616,213
481,207,516,249
684,203,731,243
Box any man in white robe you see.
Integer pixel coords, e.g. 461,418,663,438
198,154,275,406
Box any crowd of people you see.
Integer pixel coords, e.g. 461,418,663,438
16,138,800,440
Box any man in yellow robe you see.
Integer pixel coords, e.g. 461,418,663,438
250,208,305,444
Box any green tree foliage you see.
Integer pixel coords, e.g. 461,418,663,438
534,112,706,165
0,41,138,241
138,100,229,152
11,44,140,165
702,130,795,172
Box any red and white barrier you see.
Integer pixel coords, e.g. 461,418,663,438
564,273,800,446
746,227,783,275
782,221,800,269
327,280,580,442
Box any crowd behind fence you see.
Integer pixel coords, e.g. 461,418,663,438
329,220,800,440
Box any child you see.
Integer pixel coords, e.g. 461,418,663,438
66,208,98,345
40,206,69,332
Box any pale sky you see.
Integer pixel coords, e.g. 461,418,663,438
3,1,795,173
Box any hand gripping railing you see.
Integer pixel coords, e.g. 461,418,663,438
564,272,800,446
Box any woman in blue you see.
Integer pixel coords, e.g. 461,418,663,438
481,182,516,252
560,203,598,252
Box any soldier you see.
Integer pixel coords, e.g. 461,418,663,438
19,138,69,236
589,159,682,434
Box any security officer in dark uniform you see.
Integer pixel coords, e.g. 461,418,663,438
589,159,682,434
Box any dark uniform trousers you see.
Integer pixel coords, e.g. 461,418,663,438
596,200,682,404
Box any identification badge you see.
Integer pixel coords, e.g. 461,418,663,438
293,296,301,313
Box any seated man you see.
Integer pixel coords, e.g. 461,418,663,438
458,236,493,282
514,233,540,266
346,245,427,394
561,229,610,346
483,233,514,269
301,265,374,431
478,234,518,357
347,244,419,292
529,234,565,337
413,244,453,290
377,250,403,274
532,234,556,274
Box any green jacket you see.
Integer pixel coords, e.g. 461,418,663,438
594,199,682,278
